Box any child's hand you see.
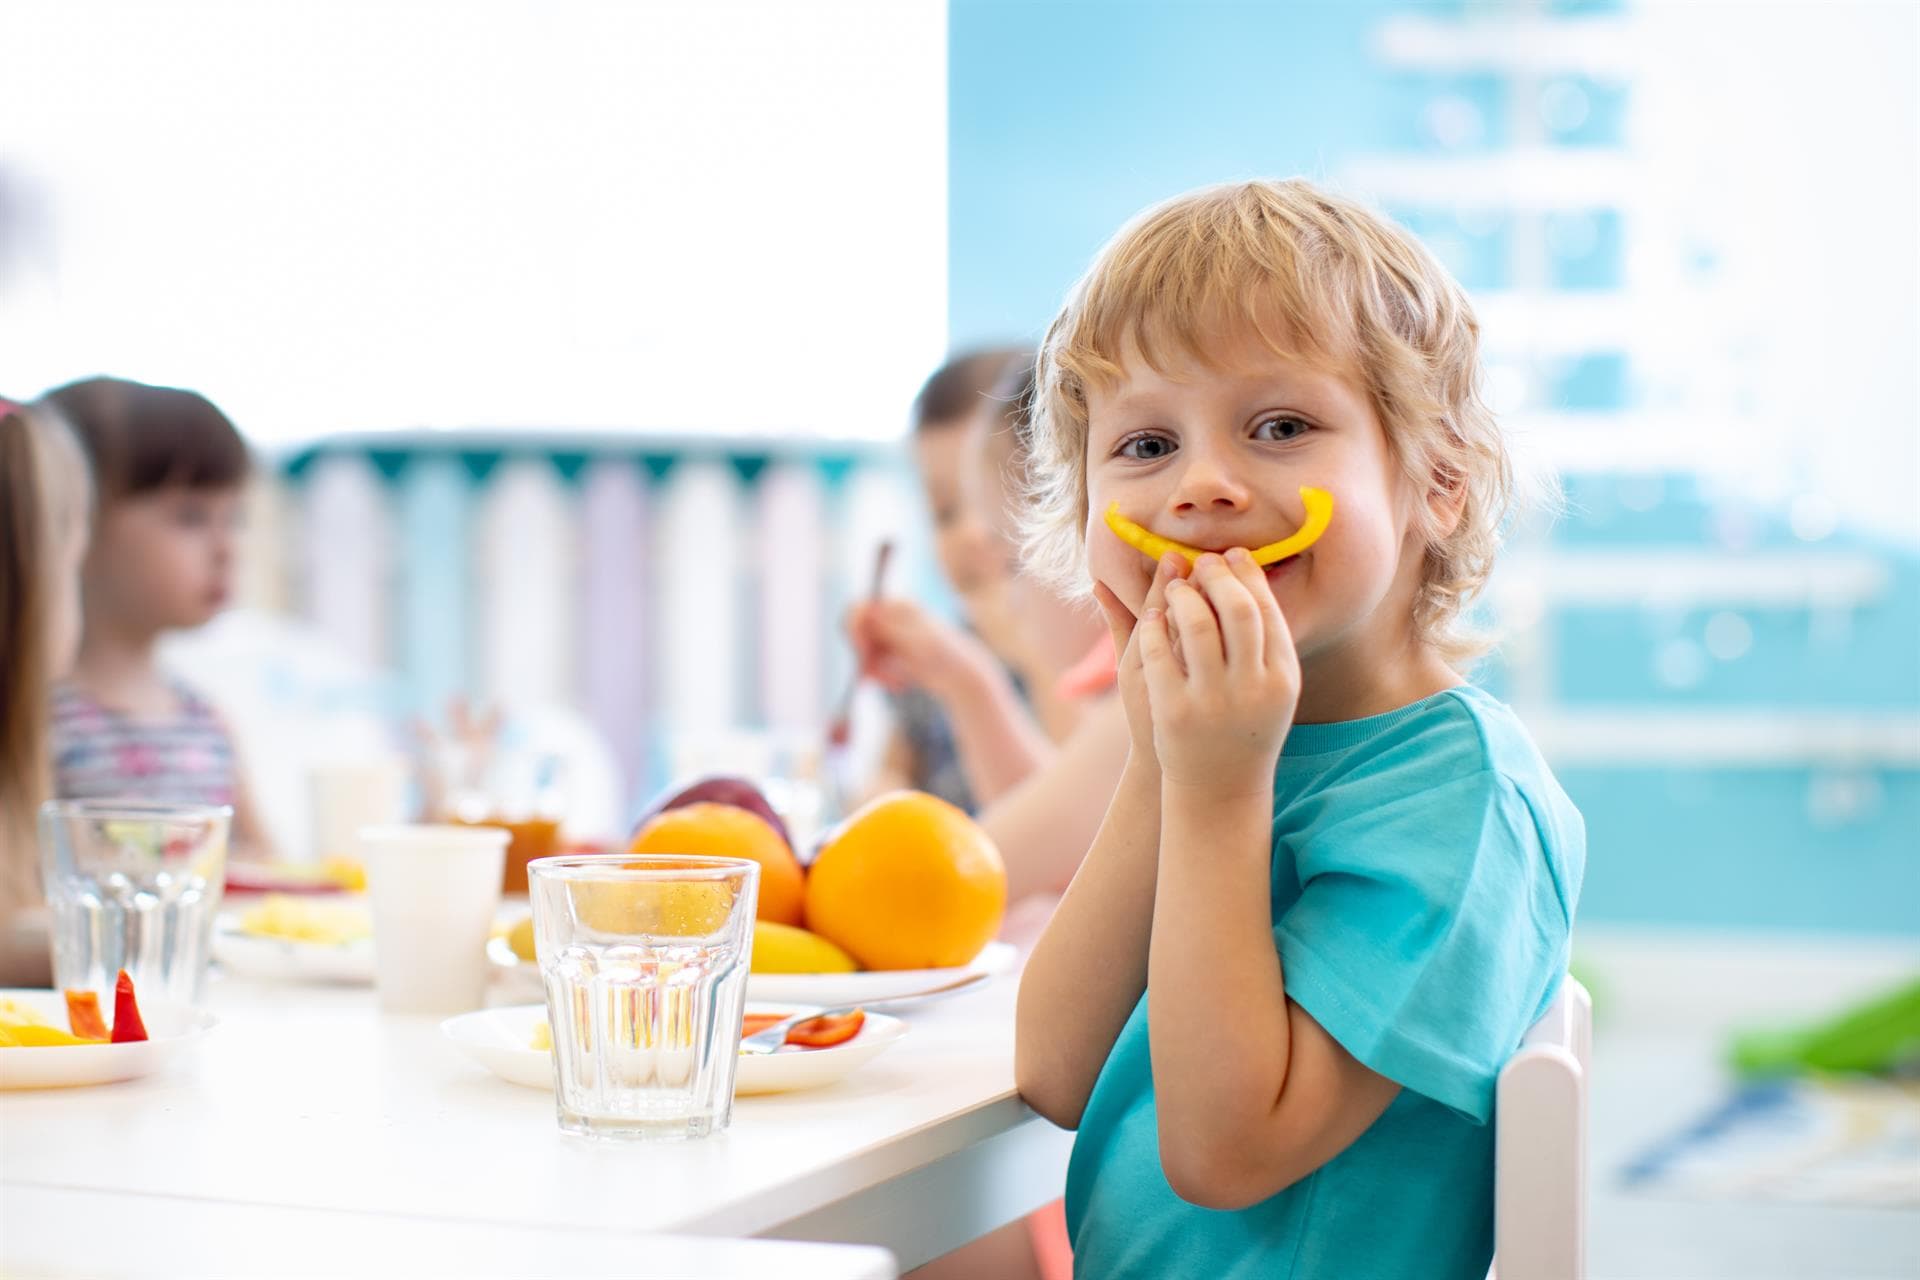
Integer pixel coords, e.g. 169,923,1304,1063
1091,553,1187,773
845,598,994,701
1137,549,1299,794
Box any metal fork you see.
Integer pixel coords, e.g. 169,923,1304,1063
737,971,991,1055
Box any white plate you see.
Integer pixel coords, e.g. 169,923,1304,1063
213,925,376,985
746,941,1017,1005
441,1002,907,1097
489,939,1018,1007
0,989,217,1090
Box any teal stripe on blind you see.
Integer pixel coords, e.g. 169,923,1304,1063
397,457,471,715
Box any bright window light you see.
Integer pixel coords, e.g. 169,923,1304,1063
0,1,948,445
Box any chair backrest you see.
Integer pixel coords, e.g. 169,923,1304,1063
1492,976,1591,1280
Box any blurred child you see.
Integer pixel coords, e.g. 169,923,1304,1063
851,354,1128,890
959,360,1129,907
1015,179,1584,1279
0,400,91,984
853,348,1069,810
41,377,275,858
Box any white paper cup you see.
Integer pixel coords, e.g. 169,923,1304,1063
360,824,509,1015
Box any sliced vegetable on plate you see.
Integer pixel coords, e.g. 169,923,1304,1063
110,970,149,1043
65,991,109,1040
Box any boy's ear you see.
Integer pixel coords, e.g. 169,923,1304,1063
1425,460,1468,540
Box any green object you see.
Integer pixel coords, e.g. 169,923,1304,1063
1730,975,1920,1079
1568,954,1604,1024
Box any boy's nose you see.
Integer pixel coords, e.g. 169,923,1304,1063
1168,446,1252,515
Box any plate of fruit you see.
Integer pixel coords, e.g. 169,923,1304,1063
0,972,215,1090
442,1000,906,1096
212,893,376,984
487,777,1015,1006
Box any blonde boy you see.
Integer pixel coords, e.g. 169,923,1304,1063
1015,179,1584,1279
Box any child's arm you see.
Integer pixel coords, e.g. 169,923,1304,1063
1014,557,1180,1129
848,599,1052,804
1143,552,1399,1209
934,637,1055,804
980,693,1130,902
1013,756,1160,1128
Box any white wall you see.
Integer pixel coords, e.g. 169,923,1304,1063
1631,0,1919,544
0,0,947,444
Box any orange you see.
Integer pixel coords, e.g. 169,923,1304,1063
804,790,1006,971
628,802,805,925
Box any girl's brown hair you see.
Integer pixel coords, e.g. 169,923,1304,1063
42,376,249,502
912,347,1031,434
0,406,87,913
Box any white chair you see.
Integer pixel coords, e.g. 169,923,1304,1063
1492,976,1592,1280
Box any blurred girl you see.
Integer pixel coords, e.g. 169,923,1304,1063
857,348,1033,811
41,377,274,858
0,400,91,985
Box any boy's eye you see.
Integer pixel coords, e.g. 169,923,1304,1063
1117,433,1176,461
1253,416,1311,442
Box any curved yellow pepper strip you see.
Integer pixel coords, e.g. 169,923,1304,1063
1104,486,1334,567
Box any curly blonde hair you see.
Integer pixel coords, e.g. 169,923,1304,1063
1023,178,1515,664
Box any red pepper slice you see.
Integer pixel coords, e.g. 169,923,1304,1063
110,970,149,1043
784,1010,864,1049
737,1009,866,1049
740,1012,787,1037
64,990,109,1041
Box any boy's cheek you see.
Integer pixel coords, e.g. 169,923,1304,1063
1086,535,1152,615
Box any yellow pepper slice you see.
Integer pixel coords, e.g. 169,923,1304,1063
0,1023,107,1047
1105,486,1334,567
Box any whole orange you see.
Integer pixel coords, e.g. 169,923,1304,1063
628,802,805,925
804,791,1006,970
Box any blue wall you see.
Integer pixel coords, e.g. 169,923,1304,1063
950,0,1406,348
948,0,1919,936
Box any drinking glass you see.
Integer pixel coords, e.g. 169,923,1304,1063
39,800,231,1004
528,854,759,1140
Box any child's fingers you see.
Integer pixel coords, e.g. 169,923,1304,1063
1266,585,1300,682
1224,545,1279,614
1135,606,1179,697
1163,576,1224,684
1141,552,1187,620
1091,580,1137,658
1196,552,1264,671
1236,550,1300,680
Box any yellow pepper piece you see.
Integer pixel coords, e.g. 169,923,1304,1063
0,1023,106,1047
1105,486,1334,567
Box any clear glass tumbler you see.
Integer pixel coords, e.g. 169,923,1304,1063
38,800,231,1004
528,854,759,1140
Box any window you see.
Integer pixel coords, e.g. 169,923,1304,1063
0,1,947,444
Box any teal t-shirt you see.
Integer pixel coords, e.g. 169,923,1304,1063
1064,684,1585,1280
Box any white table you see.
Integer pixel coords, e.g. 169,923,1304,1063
1,1187,897,1280
0,970,1072,1277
